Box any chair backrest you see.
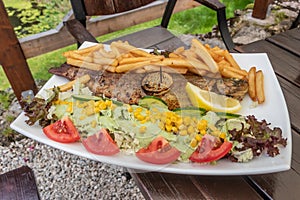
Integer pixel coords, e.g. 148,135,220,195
70,0,176,28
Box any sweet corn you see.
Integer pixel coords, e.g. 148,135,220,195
127,105,133,112
190,138,198,148
195,134,202,142
165,118,172,125
179,130,188,136
200,129,206,135
219,132,226,139
183,116,191,126
165,124,172,132
139,126,147,134
136,114,145,121
171,126,178,133
91,120,97,128
197,119,207,131
187,125,195,134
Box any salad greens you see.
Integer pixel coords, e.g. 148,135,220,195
21,80,287,163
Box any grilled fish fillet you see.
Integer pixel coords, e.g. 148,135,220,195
49,64,248,110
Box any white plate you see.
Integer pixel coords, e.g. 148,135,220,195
11,43,292,175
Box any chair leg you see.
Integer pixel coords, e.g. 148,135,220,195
195,0,235,50
161,0,177,28
216,7,235,50
64,19,98,47
290,11,300,29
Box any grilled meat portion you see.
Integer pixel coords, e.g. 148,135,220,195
49,64,248,110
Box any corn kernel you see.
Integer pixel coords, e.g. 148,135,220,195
183,116,191,125
136,114,145,121
91,120,97,128
165,124,172,132
200,129,206,135
165,118,172,125
140,119,147,124
175,118,183,127
135,107,143,112
171,126,178,133
219,132,226,139
195,134,202,141
79,115,86,120
187,125,195,134
127,105,133,112
179,130,188,136
190,138,198,148
197,119,207,131
67,105,73,113
158,122,165,130
139,126,147,134
105,100,112,106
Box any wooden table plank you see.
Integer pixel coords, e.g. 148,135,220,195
247,130,300,200
278,76,300,132
107,26,187,51
116,29,265,200
266,28,300,56
130,171,263,200
236,40,300,88
0,166,40,200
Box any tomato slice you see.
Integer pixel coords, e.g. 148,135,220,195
43,116,80,143
82,128,119,155
136,136,181,164
189,136,232,163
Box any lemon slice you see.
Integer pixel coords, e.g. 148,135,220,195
185,82,242,113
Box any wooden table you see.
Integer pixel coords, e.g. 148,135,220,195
116,27,300,200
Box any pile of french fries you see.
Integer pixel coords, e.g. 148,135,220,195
62,39,265,104
248,67,265,104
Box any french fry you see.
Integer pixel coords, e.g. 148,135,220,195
224,50,241,69
66,58,102,71
173,46,185,54
98,48,117,59
256,70,265,104
248,66,257,101
209,49,224,63
155,57,194,68
92,52,116,65
74,44,103,55
103,65,116,73
220,64,248,77
57,74,91,92
143,65,188,74
217,60,231,70
119,56,163,65
110,45,122,58
116,60,157,73
191,39,219,73
110,41,136,53
64,52,93,63
168,52,182,58
183,53,210,71
129,49,153,57
220,67,246,80
133,68,147,73
188,68,208,76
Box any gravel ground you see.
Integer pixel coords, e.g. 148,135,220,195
1,1,299,199
0,139,144,199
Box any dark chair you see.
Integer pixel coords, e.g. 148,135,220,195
64,0,235,51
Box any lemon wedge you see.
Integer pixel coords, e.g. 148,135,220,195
185,82,242,113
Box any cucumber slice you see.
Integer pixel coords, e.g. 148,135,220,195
173,107,206,119
138,96,168,109
215,112,241,119
72,94,103,101
72,94,123,106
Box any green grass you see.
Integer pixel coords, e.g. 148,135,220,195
0,0,253,91
3,0,31,8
